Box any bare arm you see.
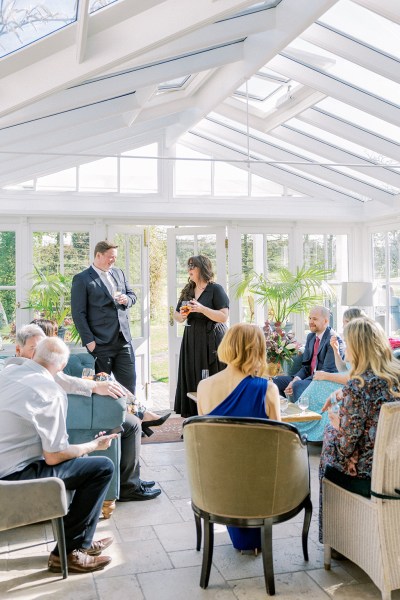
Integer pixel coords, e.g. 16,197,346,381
43,434,117,466
313,370,349,385
266,380,281,421
188,302,229,323
331,335,347,371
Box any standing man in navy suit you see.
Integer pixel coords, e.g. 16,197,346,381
72,240,137,394
273,305,345,402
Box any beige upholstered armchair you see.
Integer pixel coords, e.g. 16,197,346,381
323,401,400,600
183,416,312,596
0,477,69,578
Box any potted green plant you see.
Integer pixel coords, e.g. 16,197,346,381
25,267,71,333
236,262,335,326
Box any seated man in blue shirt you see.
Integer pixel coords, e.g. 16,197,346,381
273,306,345,402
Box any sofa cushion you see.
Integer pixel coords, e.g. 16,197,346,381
64,353,95,378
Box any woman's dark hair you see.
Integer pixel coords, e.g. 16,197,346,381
179,255,214,301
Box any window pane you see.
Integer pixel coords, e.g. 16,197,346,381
37,169,77,191
33,232,61,273
79,158,118,192
266,234,288,272
63,232,90,277
0,232,16,285
197,235,217,279
251,174,284,196
0,290,16,341
389,231,400,280
129,287,143,338
372,232,386,280
214,162,248,196
176,236,195,291
175,145,211,196
121,144,158,194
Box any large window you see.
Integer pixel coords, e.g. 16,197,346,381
372,231,400,335
0,232,16,342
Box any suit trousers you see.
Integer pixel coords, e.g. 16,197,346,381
92,334,136,394
273,375,313,402
119,413,142,495
2,455,114,555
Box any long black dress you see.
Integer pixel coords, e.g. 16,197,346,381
174,282,229,417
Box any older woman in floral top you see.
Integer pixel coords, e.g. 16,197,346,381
319,317,400,543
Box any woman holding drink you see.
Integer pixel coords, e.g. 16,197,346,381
174,255,229,417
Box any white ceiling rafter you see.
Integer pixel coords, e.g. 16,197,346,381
0,0,258,119
193,118,396,205
352,0,400,24
76,0,90,64
268,53,400,127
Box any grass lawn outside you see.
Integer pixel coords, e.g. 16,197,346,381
150,321,169,383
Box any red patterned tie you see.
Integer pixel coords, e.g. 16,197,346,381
310,336,320,374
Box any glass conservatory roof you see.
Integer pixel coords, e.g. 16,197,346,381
0,0,400,220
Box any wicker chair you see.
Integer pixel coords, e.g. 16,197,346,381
323,401,400,600
0,477,69,578
183,416,312,596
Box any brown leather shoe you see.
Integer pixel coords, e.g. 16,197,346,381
80,536,114,556
48,549,112,573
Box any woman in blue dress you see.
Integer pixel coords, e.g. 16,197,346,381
294,309,366,441
197,323,280,552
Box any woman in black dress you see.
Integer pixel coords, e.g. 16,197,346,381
174,255,229,417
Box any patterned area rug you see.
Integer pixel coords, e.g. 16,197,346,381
141,413,185,444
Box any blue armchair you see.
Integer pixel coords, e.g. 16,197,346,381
64,353,126,517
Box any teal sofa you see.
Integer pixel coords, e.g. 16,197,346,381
64,354,126,505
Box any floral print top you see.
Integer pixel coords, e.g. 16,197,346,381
335,369,398,477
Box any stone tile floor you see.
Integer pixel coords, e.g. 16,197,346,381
1,443,399,600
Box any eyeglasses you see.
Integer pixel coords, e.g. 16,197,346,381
187,263,195,270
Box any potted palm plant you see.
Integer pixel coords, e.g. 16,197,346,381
25,267,71,336
236,262,335,327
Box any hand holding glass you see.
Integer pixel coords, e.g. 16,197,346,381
113,286,124,303
82,368,95,380
180,301,191,326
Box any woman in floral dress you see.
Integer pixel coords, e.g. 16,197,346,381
319,317,400,543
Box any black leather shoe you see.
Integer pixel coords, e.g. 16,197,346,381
118,485,161,501
141,479,155,488
141,426,154,437
142,412,171,428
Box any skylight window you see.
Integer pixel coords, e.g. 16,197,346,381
89,0,119,14
286,38,400,108
318,0,400,60
0,0,77,59
157,75,191,93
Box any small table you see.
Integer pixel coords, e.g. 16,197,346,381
186,392,321,423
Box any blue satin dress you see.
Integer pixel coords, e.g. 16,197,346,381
208,375,268,551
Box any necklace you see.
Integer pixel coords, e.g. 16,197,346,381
197,283,207,291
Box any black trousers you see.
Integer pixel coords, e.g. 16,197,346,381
92,334,136,394
2,456,114,555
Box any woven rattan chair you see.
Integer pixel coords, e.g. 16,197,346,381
183,416,312,596
0,477,69,578
323,401,400,600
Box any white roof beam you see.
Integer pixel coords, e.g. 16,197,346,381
196,118,395,205
302,23,400,84
352,0,400,24
299,108,400,163
0,0,258,118
271,125,400,189
269,53,400,127
76,0,90,64
162,0,338,147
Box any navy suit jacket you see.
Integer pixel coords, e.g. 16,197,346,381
294,326,345,381
71,266,136,348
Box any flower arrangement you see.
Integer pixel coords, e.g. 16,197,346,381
263,320,301,366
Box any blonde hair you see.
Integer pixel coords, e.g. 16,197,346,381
345,317,400,397
217,323,267,377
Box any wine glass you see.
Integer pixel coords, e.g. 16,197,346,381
298,396,309,415
280,396,288,414
113,285,124,303
201,369,209,379
180,301,191,327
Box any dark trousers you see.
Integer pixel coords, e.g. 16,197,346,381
93,334,136,394
120,413,142,495
2,456,114,555
273,375,312,402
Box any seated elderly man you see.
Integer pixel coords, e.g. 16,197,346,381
8,324,161,502
273,306,345,402
0,336,116,573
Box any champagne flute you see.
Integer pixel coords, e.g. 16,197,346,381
298,396,309,415
180,301,191,327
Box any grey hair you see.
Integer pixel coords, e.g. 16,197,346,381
16,324,46,347
33,337,70,371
